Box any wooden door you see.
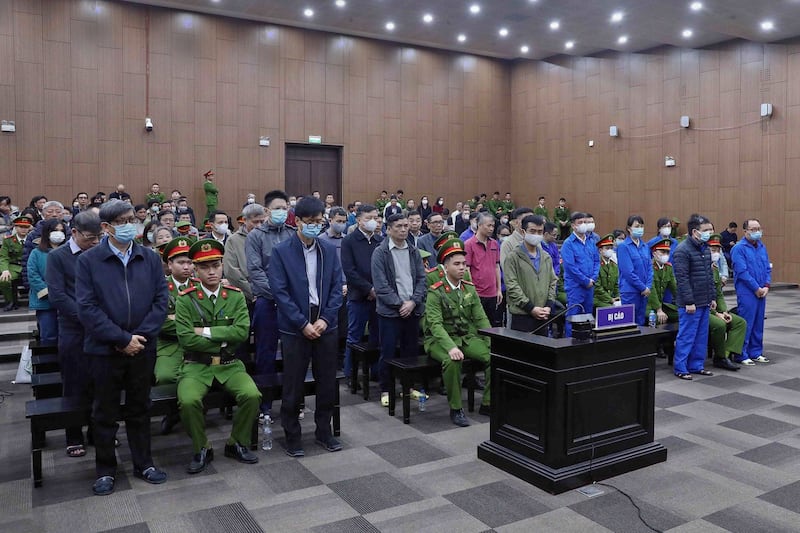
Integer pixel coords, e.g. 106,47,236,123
285,144,342,201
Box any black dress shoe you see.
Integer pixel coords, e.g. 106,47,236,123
315,435,343,452
93,475,115,496
2,302,17,312
134,466,167,484
478,404,492,416
450,408,471,427
160,412,180,435
187,447,214,474
224,442,259,464
462,376,485,390
285,445,305,458
713,358,740,371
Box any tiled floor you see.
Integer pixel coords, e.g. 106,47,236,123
1,290,799,532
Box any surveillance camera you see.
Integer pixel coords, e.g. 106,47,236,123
145,117,154,132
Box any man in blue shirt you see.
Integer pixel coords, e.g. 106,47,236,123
731,219,771,366
560,212,600,337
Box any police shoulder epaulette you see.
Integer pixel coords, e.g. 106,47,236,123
666,261,673,267
4,234,15,239
425,267,437,274
179,286,198,296
462,280,475,286
430,281,444,290
223,284,241,292
191,277,201,283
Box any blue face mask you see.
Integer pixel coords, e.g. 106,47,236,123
270,208,288,225
697,230,711,242
630,227,644,238
112,223,137,244
301,223,323,239
749,230,762,241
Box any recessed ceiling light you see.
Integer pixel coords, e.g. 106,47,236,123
549,20,560,30
385,21,395,31
335,0,346,7
610,11,624,23
520,45,529,53
761,20,775,31
423,13,434,24
303,8,314,18
618,35,628,44
682,28,693,38
690,2,703,11
565,40,574,49
469,4,481,15
499,27,509,37
457,33,467,43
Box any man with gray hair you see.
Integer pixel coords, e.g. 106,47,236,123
46,210,103,458
76,199,169,495
22,200,65,289
464,211,503,326
224,203,266,304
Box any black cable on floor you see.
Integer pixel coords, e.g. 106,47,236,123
592,481,664,533
0,387,13,405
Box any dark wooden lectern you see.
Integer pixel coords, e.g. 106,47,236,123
477,327,668,494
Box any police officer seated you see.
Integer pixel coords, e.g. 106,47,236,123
424,238,491,427
175,239,261,473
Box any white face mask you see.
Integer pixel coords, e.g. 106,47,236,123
214,223,228,234
524,233,543,247
655,253,669,264
660,226,672,237
586,222,596,232
363,219,378,233
711,252,721,263
601,248,614,259
290,200,297,207
49,231,66,244
576,223,589,234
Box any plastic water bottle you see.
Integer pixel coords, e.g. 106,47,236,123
261,424,273,451
648,310,657,328
418,389,427,412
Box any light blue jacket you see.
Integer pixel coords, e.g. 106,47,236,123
27,247,53,310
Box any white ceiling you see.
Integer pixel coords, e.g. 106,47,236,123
121,0,800,60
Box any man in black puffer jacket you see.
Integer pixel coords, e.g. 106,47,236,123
672,213,717,380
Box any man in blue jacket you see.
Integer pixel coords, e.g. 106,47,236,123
269,197,344,457
731,219,771,366
672,213,716,380
46,210,103,458
76,200,169,495
560,212,600,337
341,204,383,386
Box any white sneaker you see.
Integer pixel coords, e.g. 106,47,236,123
753,355,770,363
381,392,390,407
738,358,756,366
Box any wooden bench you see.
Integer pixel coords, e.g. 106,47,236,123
29,340,58,357
387,356,481,424
31,353,59,374
25,370,345,487
30,372,62,399
347,342,380,400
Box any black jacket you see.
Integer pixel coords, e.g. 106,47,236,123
341,229,383,302
672,237,715,307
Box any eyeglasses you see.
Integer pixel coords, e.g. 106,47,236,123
112,217,137,225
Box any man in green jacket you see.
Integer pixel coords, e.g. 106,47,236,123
424,238,491,427
176,239,260,473
0,217,31,310
647,239,679,324
203,170,219,222
708,234,746,371
594,234,620,309
553,198,570,241
503,214,557,335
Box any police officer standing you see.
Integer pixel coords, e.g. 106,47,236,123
424,239,491,427
175,239,261,473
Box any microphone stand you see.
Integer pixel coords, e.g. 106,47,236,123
529,303,585,335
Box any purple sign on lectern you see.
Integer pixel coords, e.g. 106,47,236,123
595,304,636,329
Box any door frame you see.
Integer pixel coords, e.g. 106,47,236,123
284,142,343,203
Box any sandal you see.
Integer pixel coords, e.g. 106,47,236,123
66,444,86,458
693,369,714,376
674,373,692,381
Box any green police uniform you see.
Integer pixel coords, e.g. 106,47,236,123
375,197,389,215
145,191,166,205
424,274,491,410
175,241,260,454
648,240,680,323
426,264,472,288
485,198,502,216
156,274,196,384
708,242,746,361
203,171,219,221
553,205,570,240
0,231,25,304
501,199,515,215
556,268,567,306
595,258,620,308
533,205,549,222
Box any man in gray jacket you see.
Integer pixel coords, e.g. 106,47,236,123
246,190,295,421
224,203,266,304
371,213,427,407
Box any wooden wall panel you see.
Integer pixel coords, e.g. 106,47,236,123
511,40,799,280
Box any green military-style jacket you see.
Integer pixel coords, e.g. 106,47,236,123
556,268,567,305
648,261,678,312
0,235,24,274
712,265,727,312
145,192,165,205
203,180,219,210
553,206,570,226
594,258,620,308
501,200,515,214
533,206,549,222
375,198,389,214
485,199,502,215
423,278,490,353
158,275,197,359
175,283,250,386
425,264,471,288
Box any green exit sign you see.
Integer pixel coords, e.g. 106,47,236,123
308,135,322,144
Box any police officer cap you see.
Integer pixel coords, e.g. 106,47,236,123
437,238,466,264
707,233,722,247
433,231,459,251
189,239,224,263
162,237,192,262
650,239,672,252
596,233,615,248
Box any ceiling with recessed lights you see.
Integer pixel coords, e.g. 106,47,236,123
121,0,800,60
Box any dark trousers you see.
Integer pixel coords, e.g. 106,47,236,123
378,315,420,393
279,332,337,448
90,352,156,477
60,329,92,446
510,313,549,336
252,297,279,412
343,299,380,375
479,296,501,327
36,309,59,345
